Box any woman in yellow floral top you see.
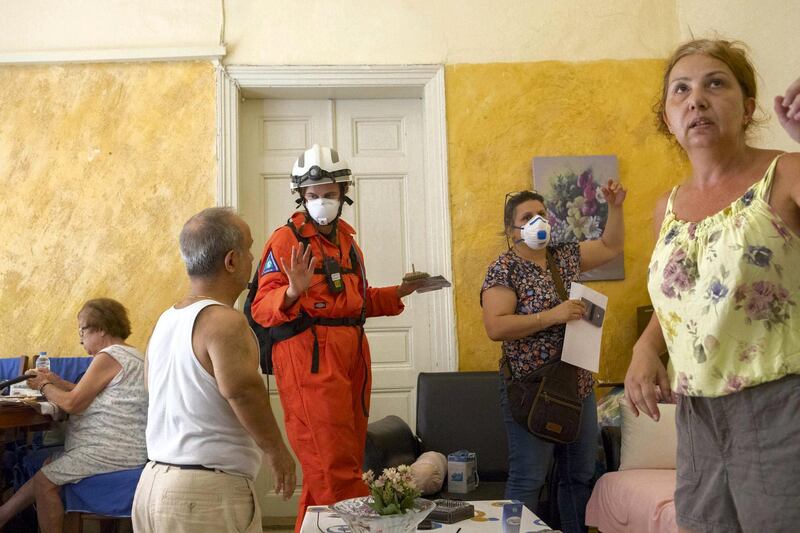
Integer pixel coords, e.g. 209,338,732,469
625,39,800,533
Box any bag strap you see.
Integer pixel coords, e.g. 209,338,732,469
545,250,569,302
500,358,512,381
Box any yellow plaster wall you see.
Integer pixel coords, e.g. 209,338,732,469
0,62,216,357
447,59,692,381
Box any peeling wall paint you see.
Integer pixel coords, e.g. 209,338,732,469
446,59,691,381
0,62,216,357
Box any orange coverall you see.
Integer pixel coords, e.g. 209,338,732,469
251,212,404,531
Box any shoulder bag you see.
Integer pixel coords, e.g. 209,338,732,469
502,250,583,444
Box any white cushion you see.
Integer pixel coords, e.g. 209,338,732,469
619,399,677,470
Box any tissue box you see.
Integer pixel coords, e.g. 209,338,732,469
447,450,477,494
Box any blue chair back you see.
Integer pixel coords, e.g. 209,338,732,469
0,356,26,381
63,466,145,517
0,356,27,395
48,357,93,384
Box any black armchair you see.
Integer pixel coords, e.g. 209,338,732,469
363,415,421,475
601,425,622,472
363,372,508,499
415,371,508,499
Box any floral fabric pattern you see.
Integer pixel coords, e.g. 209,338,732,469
648,155,800,397
481,243,594,398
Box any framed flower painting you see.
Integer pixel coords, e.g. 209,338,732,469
532,155,625,281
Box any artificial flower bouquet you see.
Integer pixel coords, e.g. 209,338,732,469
361,465,421,515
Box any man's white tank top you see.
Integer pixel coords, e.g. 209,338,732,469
146,299,261,479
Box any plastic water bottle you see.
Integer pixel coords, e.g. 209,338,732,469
36,351,50,372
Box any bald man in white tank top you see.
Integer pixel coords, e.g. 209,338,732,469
133,208,295,533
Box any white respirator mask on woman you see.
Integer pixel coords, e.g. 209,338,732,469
515,215,551,250
305,198,341,226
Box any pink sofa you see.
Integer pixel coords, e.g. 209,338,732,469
586,395,679,533
586,469,676,533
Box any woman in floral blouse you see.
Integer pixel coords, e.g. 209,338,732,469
625,40,800,533
481,183,625,533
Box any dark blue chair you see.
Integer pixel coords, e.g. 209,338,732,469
0,356,26,379
18,450,143,533
44,356,94,384
63,466,145,532
0,356,27,394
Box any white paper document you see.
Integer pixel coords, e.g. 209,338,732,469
561,282,608,373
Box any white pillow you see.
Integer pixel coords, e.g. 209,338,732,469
619,399,677,470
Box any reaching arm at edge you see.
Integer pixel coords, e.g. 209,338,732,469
579,203,624,272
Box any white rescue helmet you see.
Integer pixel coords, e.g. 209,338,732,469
290,144,352,191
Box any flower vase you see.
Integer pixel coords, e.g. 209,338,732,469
331,496,435,533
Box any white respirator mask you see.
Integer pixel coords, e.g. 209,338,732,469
515,215,551,250
305,198,341,226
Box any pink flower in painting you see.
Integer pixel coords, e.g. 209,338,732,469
577,169,593,189
584,185,597,203
581,185,598,215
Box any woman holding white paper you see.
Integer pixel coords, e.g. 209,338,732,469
481,183,625,533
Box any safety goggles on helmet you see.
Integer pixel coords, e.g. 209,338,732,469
290,144,353,191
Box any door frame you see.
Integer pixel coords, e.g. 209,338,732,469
216,64,457,372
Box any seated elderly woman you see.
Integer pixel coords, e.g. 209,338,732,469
0,298,147,533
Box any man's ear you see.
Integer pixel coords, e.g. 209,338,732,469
224,249,237,273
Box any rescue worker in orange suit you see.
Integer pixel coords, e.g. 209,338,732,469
250,145,424,531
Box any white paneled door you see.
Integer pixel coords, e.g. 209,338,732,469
239,97,434,516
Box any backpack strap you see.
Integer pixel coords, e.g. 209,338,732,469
284,220,360,275
244,265,273,374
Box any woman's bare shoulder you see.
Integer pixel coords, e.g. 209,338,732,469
776,151,800,174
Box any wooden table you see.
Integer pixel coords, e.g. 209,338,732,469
0,402,53,430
